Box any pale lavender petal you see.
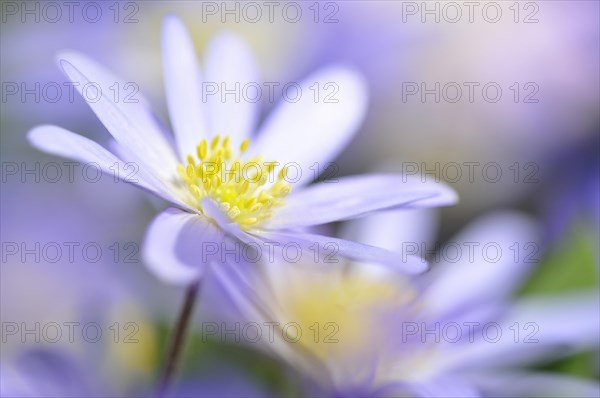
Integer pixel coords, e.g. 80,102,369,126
264,174,457,230
439,291,600,372
341,208,439,253
407,377,480,398
56,52,180,181
198,197,259,246
472,372,600,398
250,67,368,187
142,208,224,285
204,32,259,143
203,253,327,379
162,16,208,159
252,230,428,274
422,211,540,318
205,260,271,326
27,125,188,208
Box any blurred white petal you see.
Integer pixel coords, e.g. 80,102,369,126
440,291,600,372
422,211,540,317
162,15,208,159
204,31,259,143
408,377,480,398
253,230,428,274
251,67,368,187
473,372,600,398
341,208,439,253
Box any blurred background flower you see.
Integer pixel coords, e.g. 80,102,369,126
206,209,599,397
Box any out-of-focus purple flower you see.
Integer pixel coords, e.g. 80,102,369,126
540,133,600,243
0,2,144,155
301,1,600,213
1,349,102,397
28,15,457,285
0,347,269,398
211,210,599,397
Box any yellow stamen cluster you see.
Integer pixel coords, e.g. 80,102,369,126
177,135,291,230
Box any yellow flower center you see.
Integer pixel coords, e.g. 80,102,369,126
284,270,414,361
177,135,291,230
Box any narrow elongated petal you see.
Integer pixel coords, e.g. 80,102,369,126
407,378,480,398
264,174,456,230
142,208,224,285
204,32,259,143
205,260,273,327
473,372,600,398
253,230,428,274
250,67,368,187
162,16,208,159
437,291,600,372
206,260,330,381
56,52,180,181
341,209,439,253
27,125,187,207
421,211,540,317
338,209,439,280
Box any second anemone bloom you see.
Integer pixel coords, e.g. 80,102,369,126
28,16,457,284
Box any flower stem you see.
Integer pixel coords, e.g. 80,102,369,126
156,280,200,397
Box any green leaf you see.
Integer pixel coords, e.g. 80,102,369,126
519,222,599,295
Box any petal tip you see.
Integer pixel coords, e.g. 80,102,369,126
142,208,206,285
26,125,62,151
55,50,81,70
162,14,187,38
406,257,430,275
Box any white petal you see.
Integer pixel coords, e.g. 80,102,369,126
265,174,457,230
27,125,186,207
439,291,600,372
205,261,329,381
252,230,428,274
422,211,540,317
204,31,259,143
205,260,268,322
199,197,260,246
407,378,480,398
506,292,600,348
56,52,179,181
472,372,600,398
142,208,224,285
341,208,439,253
251,67,368,187
162,16,208,159
337,209,439,281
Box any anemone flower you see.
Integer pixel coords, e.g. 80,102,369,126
28,15,456,285
210,210,599,397
27,15,456,395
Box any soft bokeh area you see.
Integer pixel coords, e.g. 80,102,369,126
1,1,598,397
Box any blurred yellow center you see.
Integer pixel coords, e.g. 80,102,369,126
105,302,157,389
285,272,406,360
177,135,291,230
